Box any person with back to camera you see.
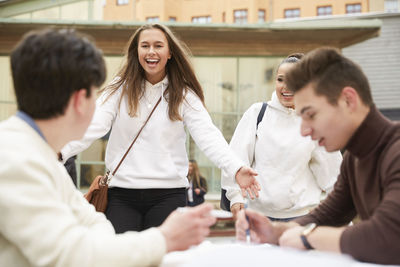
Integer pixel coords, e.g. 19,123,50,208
60,23,260,233
0,28,216,267
187,159,208,207
235,47,400,265
222,53,342,220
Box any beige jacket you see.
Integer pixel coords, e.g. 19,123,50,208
0,116,166,267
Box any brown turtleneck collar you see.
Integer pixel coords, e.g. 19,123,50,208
345,105,392,158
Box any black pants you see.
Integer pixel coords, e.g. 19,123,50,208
105,187,186,233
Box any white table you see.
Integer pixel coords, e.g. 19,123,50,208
161,238,396,267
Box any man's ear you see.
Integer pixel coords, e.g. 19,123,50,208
341,86,359,111
71,89,89,115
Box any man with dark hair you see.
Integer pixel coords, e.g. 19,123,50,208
0,28,215,267
11,29,104,119
236,47,400,265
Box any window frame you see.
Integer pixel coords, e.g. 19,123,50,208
191,15,212,24
346,3,362,14
385,0,399,12
258,9,266,23
116,0,129,6
284,8,300,19
317,5,332,16
233,9,248,24
146,16,160,23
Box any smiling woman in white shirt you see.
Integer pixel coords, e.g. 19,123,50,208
61,24,259,233
222,53,343,221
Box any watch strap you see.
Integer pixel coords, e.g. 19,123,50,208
300,234,314,250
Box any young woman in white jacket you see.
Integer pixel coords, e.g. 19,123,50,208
222,54,342,221
61,24,259,233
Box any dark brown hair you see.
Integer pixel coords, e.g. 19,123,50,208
102,24,205,121
285,47,373,106
11,28,106,119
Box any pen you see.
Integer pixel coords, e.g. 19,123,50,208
244,201,251,244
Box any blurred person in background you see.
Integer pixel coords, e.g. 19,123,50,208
187,159,208,207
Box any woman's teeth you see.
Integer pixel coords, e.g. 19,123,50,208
282,93,293,97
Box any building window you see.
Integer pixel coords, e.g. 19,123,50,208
346,3,361,14
317,5,332,16
284,8,300,19
116,0,129,5
169,17,177,22
234,9,248,23
192,16,211,23
146,16,159,23
385,0,399,12
258,9,266,23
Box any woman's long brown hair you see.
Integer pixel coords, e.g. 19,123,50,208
100,24,205,121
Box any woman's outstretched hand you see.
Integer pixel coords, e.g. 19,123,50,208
235,166,260,199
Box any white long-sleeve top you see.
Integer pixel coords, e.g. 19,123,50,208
0,116,166,267
62,76,243,189
221,92,342,218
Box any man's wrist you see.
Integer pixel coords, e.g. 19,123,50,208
300,223,317,250
272,221,299,245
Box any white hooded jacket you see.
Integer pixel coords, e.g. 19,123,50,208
221,92,342,218
62,76,243,189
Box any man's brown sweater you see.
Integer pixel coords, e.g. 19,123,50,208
296,106,400,265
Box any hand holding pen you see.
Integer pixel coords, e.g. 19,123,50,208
235,206,283,245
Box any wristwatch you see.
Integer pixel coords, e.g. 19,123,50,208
300,223,317,250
